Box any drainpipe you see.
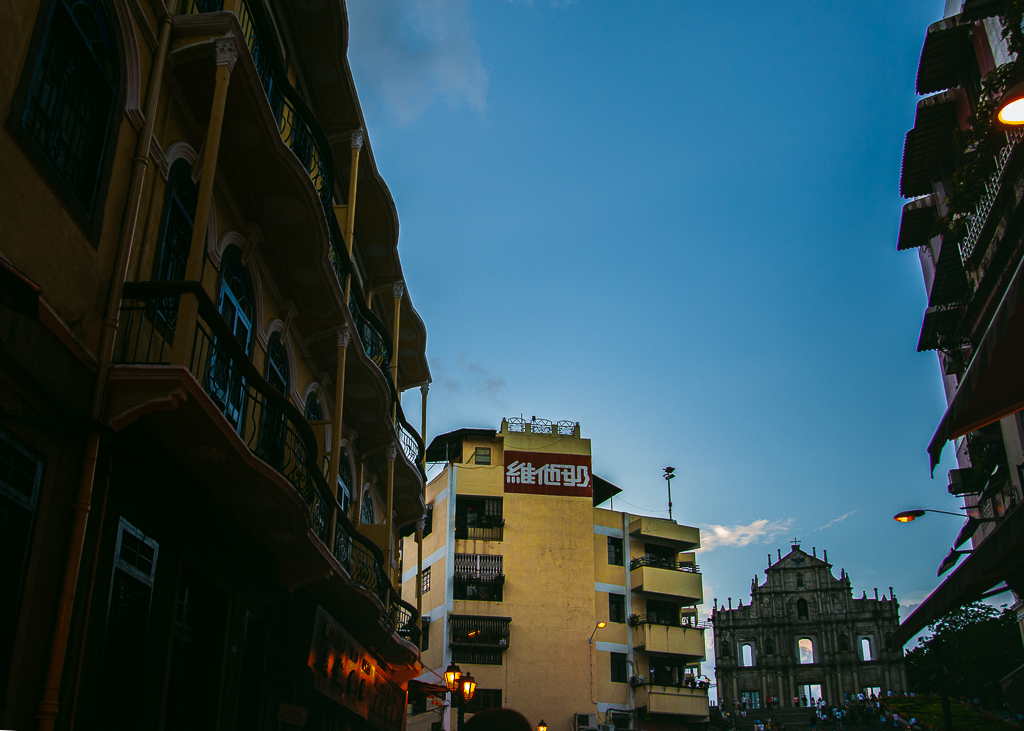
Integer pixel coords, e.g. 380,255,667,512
415,384,428,629
172,37,238,364
35,11,175,731
385,446,396,583
327,327,349,551
342,130,362,305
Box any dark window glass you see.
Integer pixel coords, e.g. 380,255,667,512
609,594,625,623
266,336,288,394
797,598,809,619
473,447,491,465
421,616,429,652
644,542,677,567
219,259,253,352
765,638,775,655
607,536,623,566
649,656,691,687
455,496,503,540
153,160,196,283
465,689,502,714
360,492,374,524
422,567,431,594
839,634,849,652
304,393,322,421
451,647,502,665
93,518,159,731
454,554,504,602
20,0,119,217
0,430,43,704
611,652,628,683
796,573,804,589
647,599,679,625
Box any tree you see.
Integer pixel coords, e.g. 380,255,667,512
905,602,1024,708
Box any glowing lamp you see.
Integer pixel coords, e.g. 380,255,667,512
460,672,477,703
893,510,926,523
538,721,549,731
997,82,1024,125
444,661,462,693
597,621,607,629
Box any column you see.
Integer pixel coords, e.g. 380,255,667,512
385,446,396,581
328,327,349,549
390,282,403,398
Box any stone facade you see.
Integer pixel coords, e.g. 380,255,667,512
712,545,906,709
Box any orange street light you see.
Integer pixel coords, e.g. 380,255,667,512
997,82,1024,126
892,508,965,523
589,621,607,644
538,721,548,731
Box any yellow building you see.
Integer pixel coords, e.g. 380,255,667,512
0,1,429,729
401,417,710,731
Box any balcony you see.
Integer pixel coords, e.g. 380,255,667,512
628,517,700,550
107,281,419,663
640,686,710,717
630,558,703,602
454,554,504,602
449,614,511,666
630,618,706,659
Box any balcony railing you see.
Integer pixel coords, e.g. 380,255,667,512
454,517,504,542
628,614,708,629
960,131,1023,265
449,614,511,648
114,282,417,641
391,597,422,647
630,556,701,573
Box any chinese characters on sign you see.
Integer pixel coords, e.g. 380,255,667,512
503,450,592,497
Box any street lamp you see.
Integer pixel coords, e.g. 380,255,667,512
538,721,548,731
589,621,606,644
892,508,964,523
444,661,462,692
444,661,476,730
997,82,1024,125
664,466,675,521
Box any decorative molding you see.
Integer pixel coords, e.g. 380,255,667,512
350,129,364,149
420,383,429,397
149,135,169,179
212,230,246,270
214,38,239,71
337,327,350,348
163,141,199,178
111,0,142,123
385,446,397,462
392,281,404,299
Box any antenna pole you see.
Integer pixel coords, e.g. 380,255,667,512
663,467,675,521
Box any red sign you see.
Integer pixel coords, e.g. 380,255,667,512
503,450,592,497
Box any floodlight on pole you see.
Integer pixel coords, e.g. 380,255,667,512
664,466,675,521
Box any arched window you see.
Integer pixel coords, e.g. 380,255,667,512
798,638,814,665
266,335,289,394
797,598,809,619
741,644,754,667
218,257,254,352
153,160,197,283
721,642,730,658
304,393,322,421
838,634,850,652
18,0,121,223
796,573,805,589
885,633,893,652
860,637,873,661
765,638,774,655
360,490,375,525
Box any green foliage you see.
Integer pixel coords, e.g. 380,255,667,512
933,3,1024,240
905,602,1024,707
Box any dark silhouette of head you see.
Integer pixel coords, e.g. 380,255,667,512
462,708,533,731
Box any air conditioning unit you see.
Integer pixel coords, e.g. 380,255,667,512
947,468,977,496
575,713,598,730
629,675,645,687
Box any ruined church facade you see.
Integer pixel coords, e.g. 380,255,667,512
712,546,906,709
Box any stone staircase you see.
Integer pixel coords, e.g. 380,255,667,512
729,707,879,731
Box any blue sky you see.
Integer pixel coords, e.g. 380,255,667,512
346,0,981,689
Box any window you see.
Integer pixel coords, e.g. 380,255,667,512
885,632,893,651
797,598,808,619
455,496,503,540
303,393,322,421
452,648,502,665
646,599,679,626
796,573,805,589
721,642,730,658
798,638,814,665
14,0,121,227
449,614,511,651
648,656,691,687
0,429,44,699
94,518,160,728
607,536,623,566
610,652,628,683
465,688,502,714
838,634,849,652
360,492,375,524
472,447,491,465
421,616,429,651
266,335,289,393
153,160,197,284
741,644,754,667
218,258,254,352
423,504,433,538
609,594,625,623
765,638,774,655
611,712,632,731
644,542,677,567
422,567,431,594
860,637,873,661
454,554,504,601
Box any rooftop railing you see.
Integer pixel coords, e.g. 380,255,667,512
628,614,708,629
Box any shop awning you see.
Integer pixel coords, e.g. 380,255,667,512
901,90,960,198
408,679,449,696
898,195,939,251
894,501,1024,646
917,303,967,352
917,16,971,95
928,240,970,308
928,253,1024,471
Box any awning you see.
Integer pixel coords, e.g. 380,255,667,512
425,428,497,464
894,501,1024,646
917,303,967,352
917,16,971,96
593,475,623,507
408,679,449,696
901,91,960,198
928,252,1024,470
928,239,970,308
897,195,939,251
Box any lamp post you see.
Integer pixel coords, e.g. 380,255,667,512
538,722,548,731
444,661,476,730
588,621,606,644
892,508,965,522
663,466,675,521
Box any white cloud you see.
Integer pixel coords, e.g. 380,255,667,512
698,518,794,552
814,509,857,532
346,0,488,126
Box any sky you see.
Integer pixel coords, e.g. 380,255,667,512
344,0,987,698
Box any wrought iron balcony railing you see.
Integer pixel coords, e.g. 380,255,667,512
113,282,416,642
391,597,422,647
630,556,701,573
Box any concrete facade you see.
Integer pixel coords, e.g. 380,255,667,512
712,546,905,709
